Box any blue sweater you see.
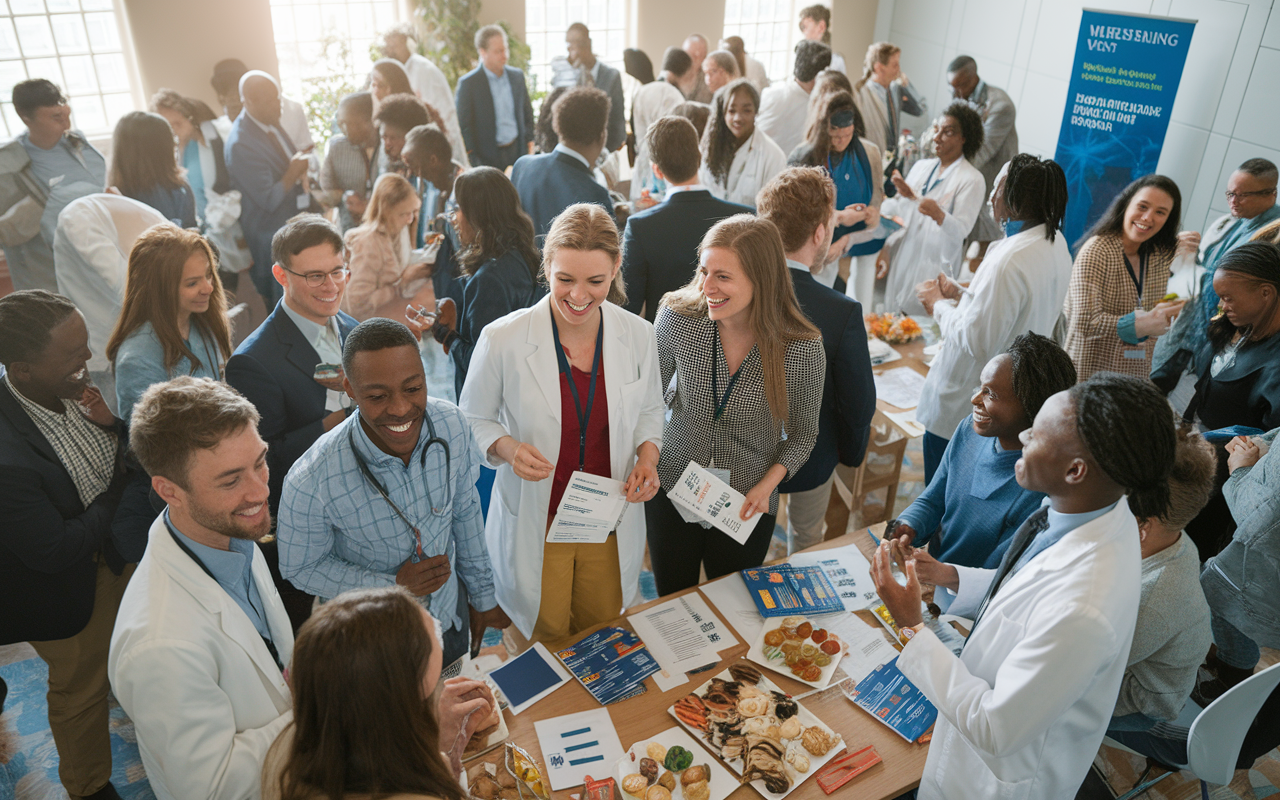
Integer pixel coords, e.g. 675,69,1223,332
114,320,222,420
897,414,1046,569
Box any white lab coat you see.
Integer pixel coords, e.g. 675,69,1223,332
108,516,294,800
459,297,666,637
916,224,1073,438
881,156,985,315
755,78,810,158
403,53,470,169
699,126,787,209
53,194,166,372
898,500,1142,800
629,80,685,201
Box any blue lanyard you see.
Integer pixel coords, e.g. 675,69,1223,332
921,162,944,196
710,324,744,421
550,306,604,470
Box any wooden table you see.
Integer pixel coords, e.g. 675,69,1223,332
469,526,927,800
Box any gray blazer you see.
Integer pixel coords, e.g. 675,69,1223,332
969,82,1019,190
1202,428,1280,649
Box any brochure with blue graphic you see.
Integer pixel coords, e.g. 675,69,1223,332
845,657,937,742
555,626,661,706
740,564,846,618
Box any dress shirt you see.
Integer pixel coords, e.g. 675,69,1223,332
246,112,309,212
786,258,812,273
277,399,495,633
870,81,896,149
164,509,273,643
485,66,519,146
279,298,346,412
665,183,708,196
553,143,592,170
755,79,811,158
1012,499,1118,574
5,374,116,507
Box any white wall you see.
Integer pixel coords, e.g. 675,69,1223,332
880,0,1278,233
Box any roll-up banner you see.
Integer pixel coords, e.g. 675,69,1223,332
1054,9,1196,249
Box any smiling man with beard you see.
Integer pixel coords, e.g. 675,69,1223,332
277,317,508,667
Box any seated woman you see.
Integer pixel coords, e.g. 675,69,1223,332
109,111,198,229
647,215,825,594
1155,241,1280,559
262,586,498,799
698,78,787,208
427,166,543,398
107,225,232,419
342,172,434,321
1064,174,1187,380
460,204,664,643
787,90,883,297
891,333,1077,579
878,101,986,315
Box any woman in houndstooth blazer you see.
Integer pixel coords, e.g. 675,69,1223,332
646,214,825,595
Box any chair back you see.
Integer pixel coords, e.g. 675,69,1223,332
1186,662,1280,784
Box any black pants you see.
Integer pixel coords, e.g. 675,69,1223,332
484,140,522,171
645,491,777,596
1185,447,1235,561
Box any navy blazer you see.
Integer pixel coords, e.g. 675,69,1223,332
511,150,614,239
224,114,308,282
622,189,751,322
225,302,357,513
778,268,877,493
451,249,544,398
594,61,627,153
0,377,139,644
455,65,536,168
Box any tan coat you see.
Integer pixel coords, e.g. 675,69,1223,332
342,224,422,321
1063,234,1175,380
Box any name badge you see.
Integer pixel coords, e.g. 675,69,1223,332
1123,348,1147,360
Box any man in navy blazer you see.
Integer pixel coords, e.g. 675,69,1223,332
622,117,751,321
455,25,536,170
224,71,311,305
758,168,876,552
566,23,626,153
0,290,148,800
511,86,615,239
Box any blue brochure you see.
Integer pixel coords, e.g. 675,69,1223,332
739,563,846,618
555,626,660,706
846,657,938,742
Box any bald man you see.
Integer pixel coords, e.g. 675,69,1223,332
225,71,312,306
683,34,713,103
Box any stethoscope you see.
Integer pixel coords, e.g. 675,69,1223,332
348,411,452,562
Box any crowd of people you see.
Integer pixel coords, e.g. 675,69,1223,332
0,10,1279,800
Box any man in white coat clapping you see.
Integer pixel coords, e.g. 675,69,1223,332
872,373,1179,800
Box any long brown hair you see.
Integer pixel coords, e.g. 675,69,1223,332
801,89,863,165
453,166,541,280
702,79,759,185
855,42,900,91
662,215,820,422
109,111,186,196
542,203,626,306
273,587,466,800
106,225,231,373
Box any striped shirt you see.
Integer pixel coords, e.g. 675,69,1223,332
5,374,116,507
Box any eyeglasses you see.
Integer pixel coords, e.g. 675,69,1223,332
282,266,351,287
1225,189,1276,201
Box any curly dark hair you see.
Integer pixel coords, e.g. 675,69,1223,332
941,101,984,162
1077,173,1182,256
1004,154,1069,242
553,86,610,148
1006,331,1077,423
1069,372,1177,521
535,86,569,153
453,166,541,282
374,93,436,133
702,78,760,186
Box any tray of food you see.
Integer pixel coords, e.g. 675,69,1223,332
747,616,846,689
667,662,845,799
616,726,738,800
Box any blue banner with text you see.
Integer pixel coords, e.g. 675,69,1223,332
1054,9,1196,249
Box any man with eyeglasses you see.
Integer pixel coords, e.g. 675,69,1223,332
1152,158,1279,408
226,214,357,630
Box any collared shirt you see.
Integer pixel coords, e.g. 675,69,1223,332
1012,498,1119,573
276,398,496,633
553,142,592,170
5,374,116,507
19,130,106,195
246,112,295,160
280,298,346,412
579,59,601,87
664,183,708,197
318,134,377,232
163,509,273,643
785,257,813,274
870,81,896,150
484,65,519,146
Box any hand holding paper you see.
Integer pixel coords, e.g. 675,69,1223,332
548,472,630,543
667,462,762,544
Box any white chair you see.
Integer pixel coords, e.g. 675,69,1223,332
1112,661,1280,800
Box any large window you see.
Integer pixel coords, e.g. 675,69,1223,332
270,0,397,106
524,0,628,97
723,0,798,85
0,0,132,138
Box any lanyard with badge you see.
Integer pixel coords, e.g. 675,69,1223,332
550,306,604,471
704,324,739,487
1122,250,1149,362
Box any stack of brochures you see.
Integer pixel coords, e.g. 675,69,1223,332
845,657,937,742
740,563,847,617
553,626,661,706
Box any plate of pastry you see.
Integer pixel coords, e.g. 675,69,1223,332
747,616,846,689
666,662,845,799
615,726,737,800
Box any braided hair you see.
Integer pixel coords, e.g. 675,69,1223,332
0,290,77,367
1006,331,1077,423
1069,372,1177,521
1004,154,1069,242
1207,241,1280,350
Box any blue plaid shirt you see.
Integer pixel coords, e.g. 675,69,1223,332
276,398,496,632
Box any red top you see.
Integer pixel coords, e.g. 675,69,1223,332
547,360,611,524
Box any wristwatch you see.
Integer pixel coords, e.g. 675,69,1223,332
900,622,927,641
